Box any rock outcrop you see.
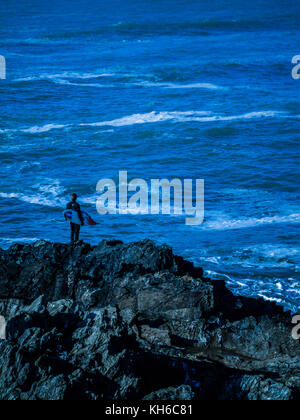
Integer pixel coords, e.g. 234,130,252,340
0,239,299,400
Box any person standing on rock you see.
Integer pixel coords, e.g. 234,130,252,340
66,193,84,244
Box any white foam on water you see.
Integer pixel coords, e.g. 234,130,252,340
236,281,247,287
218,244,300,264
200,260,299,312
37,180,66,197
135,81,225,90
287,288,300,295
245,244,300,260
0,192,65,207
2,110,291,135
14,72,225,90
15,72,115,82
80,111,213,127
53,79,113,88
0,180,66,208
22,124,68,134
80,110,286,128
0,128,17,134
203,213,300,231
257,294,283,305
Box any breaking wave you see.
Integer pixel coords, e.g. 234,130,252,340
204,213,300,231
0,180,66,208
80,110,287,128
2,110,292,135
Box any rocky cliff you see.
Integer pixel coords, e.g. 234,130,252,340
0,239,299,400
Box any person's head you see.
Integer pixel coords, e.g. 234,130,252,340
70,193,78,202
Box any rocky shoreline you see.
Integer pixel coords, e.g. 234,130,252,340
0,239,299,400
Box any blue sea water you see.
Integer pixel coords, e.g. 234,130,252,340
0,0,299,311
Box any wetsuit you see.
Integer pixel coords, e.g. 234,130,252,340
66,201,84,243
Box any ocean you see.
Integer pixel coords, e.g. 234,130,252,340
0,0,299,312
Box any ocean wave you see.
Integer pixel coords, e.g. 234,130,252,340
0,237,42,247
0,192,62,207
22,124,68,134
3,110,293,135
14,72,115,83
80,111,212,127
202,244,300,271
134,81,225,90
55,80,224,90
14,72,225,90
37,181,65,197
53,79,114,88
204,213,300,231
207,270,299,312
80,110,286,128
257,294,283,305
0,181,102,211
239,244,300,260
0,180,66,208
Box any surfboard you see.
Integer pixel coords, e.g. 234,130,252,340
63,210,99,226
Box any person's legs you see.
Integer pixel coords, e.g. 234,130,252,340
75,224,80,242
70,223,76,243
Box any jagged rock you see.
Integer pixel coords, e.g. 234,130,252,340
143,385,195,400
0,240,299,400
0,315,5,339
239,375,293,401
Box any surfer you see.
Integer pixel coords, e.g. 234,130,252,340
65,193,84,243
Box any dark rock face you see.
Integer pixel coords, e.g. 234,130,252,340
0,239,299,400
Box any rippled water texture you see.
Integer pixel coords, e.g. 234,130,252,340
0,0,299,311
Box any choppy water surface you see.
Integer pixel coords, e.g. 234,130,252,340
0,0,299,311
